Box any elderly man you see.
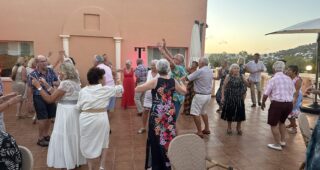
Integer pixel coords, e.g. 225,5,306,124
245,53,266,107
158,39,187,120
183,57,213,138
28,55,59,147
93,55,116,112
261,61,295,151
134,58,148,116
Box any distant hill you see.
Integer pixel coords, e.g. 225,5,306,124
267,43,316,58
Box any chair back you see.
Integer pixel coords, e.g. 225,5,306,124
18,145,33,170
298,113,312,146
168,134,206,170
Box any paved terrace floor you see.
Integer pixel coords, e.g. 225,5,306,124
3,95,319,170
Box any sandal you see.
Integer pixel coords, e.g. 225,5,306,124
237,130,243,136
137,128,146,134
195,132,204,138
37,138,49,147
202,130,211,135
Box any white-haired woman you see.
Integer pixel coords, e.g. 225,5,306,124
137,59,159,134
136,59,186,169
117,60,135,109
11,56,27,118
32,62,86,169
221,64,249,135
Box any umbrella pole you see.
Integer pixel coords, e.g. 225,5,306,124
315,33,320,104
300,33,320,114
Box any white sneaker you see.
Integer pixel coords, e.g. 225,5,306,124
267,144,282,151
280,141,286,147
137,128,146,134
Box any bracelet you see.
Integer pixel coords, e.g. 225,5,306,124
47,87,53,91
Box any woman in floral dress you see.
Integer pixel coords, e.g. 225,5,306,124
135,59,186,170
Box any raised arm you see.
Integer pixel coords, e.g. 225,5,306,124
158,39,175,66
0,95,22,112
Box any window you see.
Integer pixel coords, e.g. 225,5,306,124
147,47,187,65
0,41,34,77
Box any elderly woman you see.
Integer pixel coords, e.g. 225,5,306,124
135,59,186,170
221,64,249,135
285,65,303,134
118,60,135,109
11,56,27,118
32,62,86,169
137,59,159,134
77,67,123,170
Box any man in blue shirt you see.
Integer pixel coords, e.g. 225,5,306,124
28,55,58,147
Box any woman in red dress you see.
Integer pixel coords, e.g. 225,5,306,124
118,60,135,109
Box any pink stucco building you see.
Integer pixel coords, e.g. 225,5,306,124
0,0,207,83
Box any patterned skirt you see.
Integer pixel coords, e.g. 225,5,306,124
183,81,195,115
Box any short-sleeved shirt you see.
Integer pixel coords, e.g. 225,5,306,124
170,65,187,103
97,63,114,86
28,68,58,95
245,60,266,82
264,72,295,102
187,66,213,95
135,64,148,84
0,130,22,170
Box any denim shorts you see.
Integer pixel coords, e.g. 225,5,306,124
33,95,56,120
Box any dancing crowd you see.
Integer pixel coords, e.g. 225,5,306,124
0,39,320,170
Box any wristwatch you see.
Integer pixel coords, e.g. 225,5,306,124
37,87,42,91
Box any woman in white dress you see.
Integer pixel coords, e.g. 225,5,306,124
137,59,159,134
32,61,86,169
77,67,123,170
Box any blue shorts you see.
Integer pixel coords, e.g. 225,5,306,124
33,95,56,120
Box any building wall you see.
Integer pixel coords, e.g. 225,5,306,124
0,0,207,83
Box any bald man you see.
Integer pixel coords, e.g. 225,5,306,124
28,55,58,147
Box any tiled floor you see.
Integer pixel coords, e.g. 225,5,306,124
3,95,318,170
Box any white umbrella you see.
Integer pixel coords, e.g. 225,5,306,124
267,18,320,114
189,23,202,66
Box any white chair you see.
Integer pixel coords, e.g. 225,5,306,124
298,113,312,146
297,113,312,170
18,145,34,170
168,134,233,170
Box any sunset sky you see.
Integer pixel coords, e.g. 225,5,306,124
205,0,320,54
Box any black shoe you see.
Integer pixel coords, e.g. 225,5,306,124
37,138,49,147
251,104,256,107
44,136,50,142
258,102,261,106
